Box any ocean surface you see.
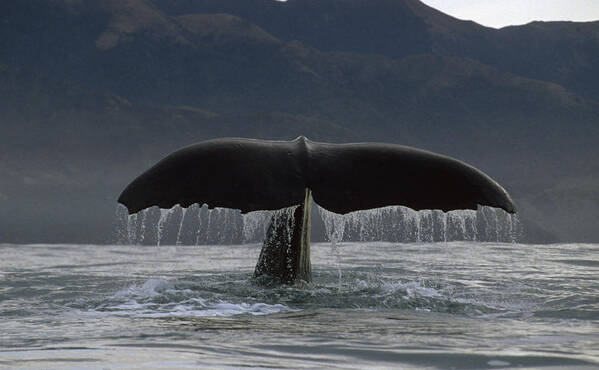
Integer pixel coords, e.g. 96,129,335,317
1,241,598,369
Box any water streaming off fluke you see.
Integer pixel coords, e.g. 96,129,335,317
319,205,520,243
114,203,520,245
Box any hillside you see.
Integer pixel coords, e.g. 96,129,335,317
1,0,599,243
150,0,599,99
0,63,353,242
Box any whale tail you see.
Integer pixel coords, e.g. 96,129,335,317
118,137,516,284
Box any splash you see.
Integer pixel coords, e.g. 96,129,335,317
96,278,292,317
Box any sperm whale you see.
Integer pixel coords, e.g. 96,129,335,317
118,136,515,283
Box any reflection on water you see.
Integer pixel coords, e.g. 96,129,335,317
0,242,598,368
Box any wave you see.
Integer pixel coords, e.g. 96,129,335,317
90,279,293,317
80,272,536,320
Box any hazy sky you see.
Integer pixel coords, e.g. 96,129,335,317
421,0,599,28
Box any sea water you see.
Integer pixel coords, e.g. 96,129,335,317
1,241,598,368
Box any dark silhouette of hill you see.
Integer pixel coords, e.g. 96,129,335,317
150,0,599,99
0,63,353,242
1,0,598,242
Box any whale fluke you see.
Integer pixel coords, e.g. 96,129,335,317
118,137,516,284
118,137,515,215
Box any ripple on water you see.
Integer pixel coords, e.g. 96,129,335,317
80,270,532,321
1,243,598,368
88,278,294,318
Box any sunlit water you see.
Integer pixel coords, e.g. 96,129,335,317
1,242,598,369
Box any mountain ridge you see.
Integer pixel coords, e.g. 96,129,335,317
1,0,599,243
148,0,599,99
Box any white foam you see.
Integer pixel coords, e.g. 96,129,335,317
99,279,292,318
378,280,443,300
401,281,443,299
